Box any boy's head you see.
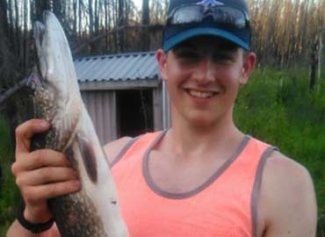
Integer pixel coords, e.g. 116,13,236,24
163,0,251,52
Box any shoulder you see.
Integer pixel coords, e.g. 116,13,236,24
263,151,314,189
263,151,315,202
259,150,317,236
103,136,134,164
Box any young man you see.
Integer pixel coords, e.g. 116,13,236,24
7,0,317,236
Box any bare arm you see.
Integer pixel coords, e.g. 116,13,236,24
259,152,317,237
6,119,81,237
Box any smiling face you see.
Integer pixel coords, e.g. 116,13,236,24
157,36,256,128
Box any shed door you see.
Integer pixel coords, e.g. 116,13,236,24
116,89,153,137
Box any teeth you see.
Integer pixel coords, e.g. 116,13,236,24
188,90,214,98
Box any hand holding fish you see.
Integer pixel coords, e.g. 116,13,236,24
12,119,81,224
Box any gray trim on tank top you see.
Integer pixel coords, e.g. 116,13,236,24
251,146,277,237
143,133,251,199
109,135,142,168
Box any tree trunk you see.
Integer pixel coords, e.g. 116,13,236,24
73,0,77,34
309,35,320,90
89,0,94,34
118,0,125,51
318,32,323,80
53,0,62,19
23,0,29,73
141,0,150,51
0,0,9,37
105,0,111,52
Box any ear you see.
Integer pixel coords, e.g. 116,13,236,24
240,52,256,85
156,49,168,81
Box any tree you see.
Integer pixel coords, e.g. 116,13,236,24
141,0,150,50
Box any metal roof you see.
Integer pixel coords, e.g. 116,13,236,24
74,51,159,82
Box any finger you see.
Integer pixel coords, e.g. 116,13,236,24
23,180,81,203
27,149,71,170
11,149,71,175
16,167,78,187
30,149,72,168
15,119,49,156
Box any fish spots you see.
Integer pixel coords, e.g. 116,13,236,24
109,197,117,205
77,134,98,183
49,190,107,237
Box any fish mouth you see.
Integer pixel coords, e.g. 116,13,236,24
33,21,45,54
33,21,47,79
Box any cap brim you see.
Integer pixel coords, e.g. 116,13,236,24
163,27,250,51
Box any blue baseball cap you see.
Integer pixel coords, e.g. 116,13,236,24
163,0,251,51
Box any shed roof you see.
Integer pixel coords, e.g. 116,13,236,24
74,51,159,83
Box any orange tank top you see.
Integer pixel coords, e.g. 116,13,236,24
111,131,275,237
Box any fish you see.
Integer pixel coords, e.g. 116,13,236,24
27,10,129,237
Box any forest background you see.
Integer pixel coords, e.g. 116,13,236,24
0,0,325,236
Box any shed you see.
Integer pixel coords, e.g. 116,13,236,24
74,51,170,145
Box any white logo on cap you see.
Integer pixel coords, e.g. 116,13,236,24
196,0,224,7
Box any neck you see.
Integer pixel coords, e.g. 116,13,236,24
162,111,245,160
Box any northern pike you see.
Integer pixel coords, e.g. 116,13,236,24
27,11,128,237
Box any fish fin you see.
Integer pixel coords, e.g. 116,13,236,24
77,133,98,183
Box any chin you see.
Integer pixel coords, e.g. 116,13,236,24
186,114,218,129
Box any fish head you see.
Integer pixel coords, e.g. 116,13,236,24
33,10,81,111
32,11,82,151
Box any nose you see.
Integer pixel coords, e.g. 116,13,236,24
193,57,216,84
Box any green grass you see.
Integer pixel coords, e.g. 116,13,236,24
235,68,325,236
0,117,19,237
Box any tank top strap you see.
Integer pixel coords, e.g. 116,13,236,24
111,131,164,168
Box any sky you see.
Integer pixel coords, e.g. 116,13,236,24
133,0,142,9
